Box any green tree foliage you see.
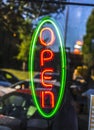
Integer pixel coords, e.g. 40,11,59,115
82,9,94,67
0,1,26,32
15,0,66,63
16,19,32,62
17,35,31,61
0,0,29,67
0,0,66,36
0,0,66,68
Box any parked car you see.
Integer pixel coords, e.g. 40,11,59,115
0,92,38,130
9,72,60,90
0,86,15,97
0,70,20,84
0,74,15,96
10,80,29,89
0,75,11,87
70,77,88,114
0,126,12,130
9,80,31,95
9,74,60,98
0,73,78,130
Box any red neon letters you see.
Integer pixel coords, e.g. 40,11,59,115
40,49,54,66
41,68,54,88
39,27,55,46
41,91,55,108
39,27,55,108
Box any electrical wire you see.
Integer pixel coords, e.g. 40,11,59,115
36,0,45,18
31,0,94,7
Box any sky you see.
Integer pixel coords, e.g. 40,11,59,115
44,0,94,52
66,5,93,51
70,0,94,4
66,0,94,51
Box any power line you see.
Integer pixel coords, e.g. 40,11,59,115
31,0,94,7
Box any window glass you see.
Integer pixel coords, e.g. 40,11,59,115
1,1,94,129
70,0,94,4
66,5,94,51
4,95,25,106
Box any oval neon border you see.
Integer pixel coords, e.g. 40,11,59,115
29,16,66,118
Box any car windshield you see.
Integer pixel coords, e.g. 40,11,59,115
0,93,36,118
4,95,25,106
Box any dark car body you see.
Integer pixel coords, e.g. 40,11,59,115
0,75,11,87
10,80,29,89
0,92,52,130
0,92,37,130
0,126,12,130
9,72,60,89
0,70,20,84
0,73,79,130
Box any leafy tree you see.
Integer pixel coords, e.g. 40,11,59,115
0,0,28,68
82,9,94,67
0,0,66,32
15,0,66,69
0,0,66,69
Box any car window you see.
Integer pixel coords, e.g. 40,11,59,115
5,73,13,79
4,95,25,106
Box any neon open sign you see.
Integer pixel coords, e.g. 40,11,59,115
29,17,66,118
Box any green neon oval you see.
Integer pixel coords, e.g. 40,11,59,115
29,16,66,118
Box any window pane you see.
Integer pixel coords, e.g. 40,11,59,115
70,0,94,4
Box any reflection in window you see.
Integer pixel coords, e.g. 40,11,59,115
5,95,25,106
70,0,94,4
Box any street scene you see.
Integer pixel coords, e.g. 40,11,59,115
0,0,94,130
